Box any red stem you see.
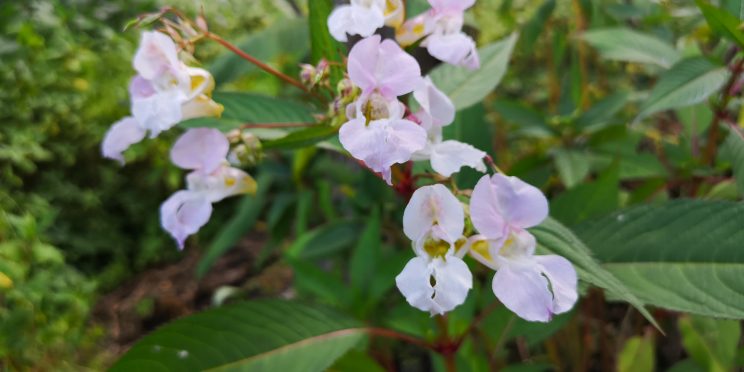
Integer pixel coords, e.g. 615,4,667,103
365,327,436,351
703,57,743,165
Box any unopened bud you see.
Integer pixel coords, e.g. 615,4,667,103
228,132,263,167
337,78,354,98
300,64,316,86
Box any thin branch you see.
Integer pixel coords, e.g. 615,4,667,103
365,327,435,351
204,32,316,97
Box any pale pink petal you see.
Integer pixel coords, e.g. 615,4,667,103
376,39,422,98
491,174,548,229
348,35,382,93
425,33,480,70
470,174,509,240
131,89,186,137
430,256,472,315
186,165,257,203
428,0,475,12
429,140,486,177
327,6,354,42
492,260,554,322
133,31,181,81
536,255,578,314
160,190,213,249
413,77,455,129
129,75,155,99
403,184,464,243
170,128,229,174
348,3,385,38
101,117,146,164
396,256,436,312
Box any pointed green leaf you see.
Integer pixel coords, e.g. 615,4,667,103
553,150,592,189
720,132,744,196
679,315,741,372
214,92,315,124
617,336,655,372
551,162,619,225
576,200,744,319
696,0,744,48
582,28,680,68
429,33,519,111
111,300,365,372
636,57,730,121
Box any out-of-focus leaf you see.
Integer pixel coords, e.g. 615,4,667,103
667,360,706,372
309,0,343,83
289,258,352,306
521,0,556,51
430,33,519,111
406,0,430,15
531,218,657,327
262,125,339,150
636,57,729,121
696,0,744,48
111,300,364,372
617,335,655,372
286,221,360,260
350,207,381,292
551,162,619,225
215,92,315,124
443,104,492,188
576,92,629,132
210,18,309,85
492,99,554,138
720,132,744,195
679,315,741,372
590,152,668,180
330,350,385,372
197,173,273,277
722,0,744,19
582,27,680,68
553,149,591,188
178,117,243,132
575,200,744,319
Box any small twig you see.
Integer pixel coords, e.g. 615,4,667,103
204,32,318,98
365,327,435,351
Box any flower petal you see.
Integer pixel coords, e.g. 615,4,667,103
186,165,257,203
170,128,229,174
413,77,455,129
396,256,436,312
536,255,578,315
429,140,486,177
428,0,476,12
160,190,213,249
131,89,186,137
403,184,464,243
470,174,509,240
491,173,548,229
347,35,382,93
425,33,480,70
327,6,354,42
348,3,385,38
492,260,554,322
133,31,181,80
347,36,421,98
430,256,472,314
101,117,146,164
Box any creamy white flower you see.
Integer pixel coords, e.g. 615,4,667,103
327,0,404,42
396,185,472,315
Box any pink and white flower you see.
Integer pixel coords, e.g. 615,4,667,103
160,128,256,249
327,0,404,42
468,174,578,322
410,77,486,177
396,0,480,69
339,35,427,184
396,184,472,315
102,31,222,164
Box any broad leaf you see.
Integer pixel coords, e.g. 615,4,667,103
262,125,339,150
582,28,680,68
720,131,744,195
111,300,365,372
722,0,744,19
196,174,274,277
575,200,744,319
576,92,629,132
551,162,619,225
215,92,315,124
696,0,744,48
210,18,309,85
617,336,655,372
530,218,657,327
679,315,741,372
285,221,361,260
553,149,591,188
289,259,352,306
429,33,518,111
636,57,730,121
350,207,381,292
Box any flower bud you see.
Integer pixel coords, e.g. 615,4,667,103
300,64,316,86
228,132,263,167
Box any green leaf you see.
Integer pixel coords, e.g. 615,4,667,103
520,0,556,51
349,207,381,292
575,200,744,319
262,125,339,150
210,18,310,85
286,221,360,260
196,174,274,277
309,0,344,83
553,149,591,188
679,315,741,372
636,57,730,121
443,104,494,188
696,0,744,48
179,117,244,132
531,218,657,327
720,132,744,196
722,0,744,20
215,92,315,124
492,99,554,138
576,92,629,132
617,336,655,372
429,33,519,111
289,259,352,306
582,27,680,68
111,300,365,372
551,162,620,225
